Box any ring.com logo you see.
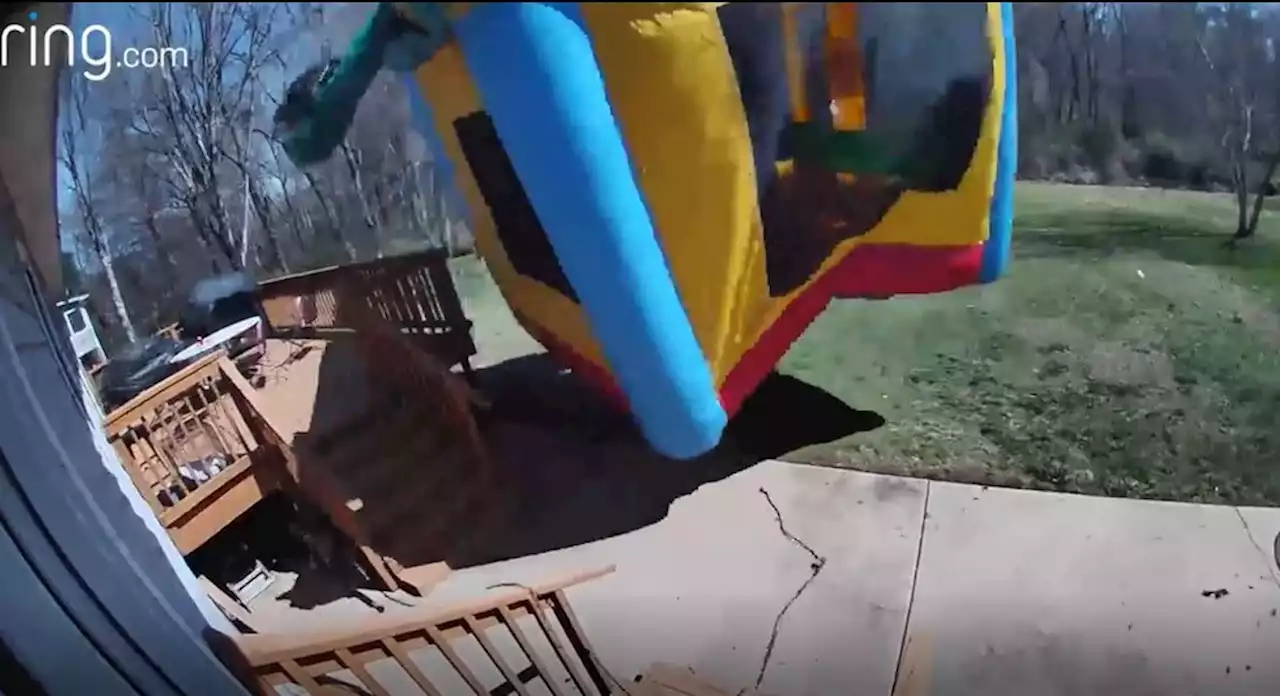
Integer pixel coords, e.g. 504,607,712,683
1,11,189,82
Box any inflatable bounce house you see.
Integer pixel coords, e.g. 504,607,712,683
276,2,1018,460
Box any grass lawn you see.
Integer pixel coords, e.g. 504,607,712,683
784,182,1280,505
455,182,1280,506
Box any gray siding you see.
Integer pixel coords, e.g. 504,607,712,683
0,227,244,695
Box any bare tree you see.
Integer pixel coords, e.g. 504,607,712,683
58,73,137,343
129,2,292,270
47,1,478,340
1197,3,1280,243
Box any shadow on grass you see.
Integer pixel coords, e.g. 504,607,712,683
478,354,884,460
1015,209,1280,285
463,354,885,565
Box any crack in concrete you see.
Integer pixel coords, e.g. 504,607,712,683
1232,507,1280,590
751,487,828,692
889,480,932,696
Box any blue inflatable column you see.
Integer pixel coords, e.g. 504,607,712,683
453,3,726,459
980,2,1019,283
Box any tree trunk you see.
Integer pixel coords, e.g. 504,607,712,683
266,144,311,260
302,169,355,261
249,178,288,273
1237,153,1280,241
99,246,138,344
1061,12,1081,123
340,140,381,256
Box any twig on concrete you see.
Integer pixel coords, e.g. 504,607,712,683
1233,508,1280,590
485,582,539,594
754,487,828,689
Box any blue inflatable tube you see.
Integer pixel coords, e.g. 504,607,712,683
453,3,726,459
980,2,1018,284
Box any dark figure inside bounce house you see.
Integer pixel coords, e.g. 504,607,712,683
275,2,1019,460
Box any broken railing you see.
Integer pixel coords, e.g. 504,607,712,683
254,249,498,595
236,566,617,696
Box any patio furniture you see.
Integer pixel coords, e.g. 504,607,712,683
168,317,264,365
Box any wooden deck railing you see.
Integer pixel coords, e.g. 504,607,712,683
237,566,618,696
104,352,292,555
256,250,477,377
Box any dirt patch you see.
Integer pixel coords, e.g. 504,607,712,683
1082,340,1175,387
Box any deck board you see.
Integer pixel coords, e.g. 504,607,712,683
254,339,378,446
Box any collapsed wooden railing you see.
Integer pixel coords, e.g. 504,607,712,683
305,289,502,592
237,566,617,696
104,352,292,555
251,250,500,595
256,249,477,381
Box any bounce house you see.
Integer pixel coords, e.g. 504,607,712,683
277,2,1018,460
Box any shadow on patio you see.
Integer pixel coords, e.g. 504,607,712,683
466,354,886,565
287,340,883,574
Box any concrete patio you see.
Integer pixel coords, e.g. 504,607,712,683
248,460,1280,696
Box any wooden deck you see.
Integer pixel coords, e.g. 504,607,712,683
103,249,499,627
106,248,806,636
253,339,372,446
102,351,330,627
105,352,293,557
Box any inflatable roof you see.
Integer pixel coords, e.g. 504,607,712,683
278,2,1018,460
